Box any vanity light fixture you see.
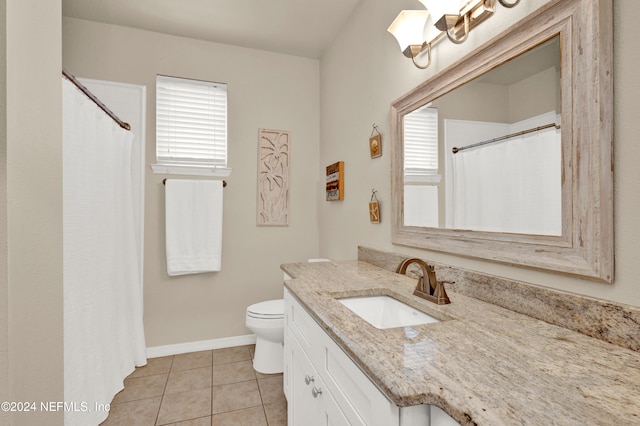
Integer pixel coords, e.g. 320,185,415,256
418,0,497,44
419,0,470,44
387,10,432,69
389,0,514,69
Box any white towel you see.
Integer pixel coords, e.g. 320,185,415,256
165,179,223,276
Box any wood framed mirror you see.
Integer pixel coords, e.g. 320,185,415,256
390,0,613,282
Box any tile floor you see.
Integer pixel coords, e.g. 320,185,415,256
100,345,287,426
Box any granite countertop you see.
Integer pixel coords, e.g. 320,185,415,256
281,260,640,426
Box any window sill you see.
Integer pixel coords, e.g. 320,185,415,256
404,174,441,185
151,163,232,178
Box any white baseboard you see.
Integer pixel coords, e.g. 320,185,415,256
146,334,257,358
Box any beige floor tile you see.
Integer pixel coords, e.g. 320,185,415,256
212,360,256,386
99,396,161,426
212,380,262,414
164,416,212,426
102,348,287,426
127,356,173,378
211,345,252,365
111,374,168,404
172,350,213,371
165,367,212,395
264,400,287,426
257,375,285,405
157,388,212,425
211,406,267,426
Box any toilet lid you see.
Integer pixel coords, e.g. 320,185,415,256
247,299,284,318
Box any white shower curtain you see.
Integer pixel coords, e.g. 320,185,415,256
62,78,146,426
451,125,562,235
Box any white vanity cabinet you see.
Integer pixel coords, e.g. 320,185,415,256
287,327,351,425
284,288,458,426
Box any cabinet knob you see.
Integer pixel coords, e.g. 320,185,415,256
304,375,314,385
312,387,323,398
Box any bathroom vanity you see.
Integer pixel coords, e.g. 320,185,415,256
281,259,640,425
284,287,456,426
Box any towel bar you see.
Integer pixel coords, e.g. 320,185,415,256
162,178,226,187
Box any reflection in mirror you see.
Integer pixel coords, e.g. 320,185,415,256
403,37,561,235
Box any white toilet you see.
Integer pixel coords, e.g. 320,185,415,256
246,299,285,374
246,258,330,374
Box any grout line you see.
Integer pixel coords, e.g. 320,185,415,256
262,403,270,425
210,353,215,420
154,355,174,426
255,366,270,425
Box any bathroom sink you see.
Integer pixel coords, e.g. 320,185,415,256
338,295,440,329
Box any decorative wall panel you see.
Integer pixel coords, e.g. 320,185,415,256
257,129,290,226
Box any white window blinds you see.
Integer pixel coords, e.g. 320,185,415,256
156,75,227,166
403,106,439,183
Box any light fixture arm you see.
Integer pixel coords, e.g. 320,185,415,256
446,13,470,44
401,42,432,69
498,0,520,7
411,43,432,69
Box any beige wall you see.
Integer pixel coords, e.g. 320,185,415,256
4,0,64,424
62,18,321,347
319,0,640,307
0,1,7,422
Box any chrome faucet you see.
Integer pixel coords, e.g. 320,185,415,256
396,258,450,305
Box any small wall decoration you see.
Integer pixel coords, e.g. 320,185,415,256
257,129,290,226
326,161,344,201
369,190,380,223
369,124,382,158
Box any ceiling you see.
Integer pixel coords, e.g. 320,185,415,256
476,36,560,86
62,0,361,59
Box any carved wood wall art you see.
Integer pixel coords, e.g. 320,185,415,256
257,129,290,226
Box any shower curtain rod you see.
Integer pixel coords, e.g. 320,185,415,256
452,122,560,154
62,69,131,131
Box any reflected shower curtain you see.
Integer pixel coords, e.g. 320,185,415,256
451,126,562,235
62,78,146,426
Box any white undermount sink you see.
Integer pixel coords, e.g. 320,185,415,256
338,295,440,329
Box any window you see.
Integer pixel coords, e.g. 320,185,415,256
152,75,230,176
403,105,439,183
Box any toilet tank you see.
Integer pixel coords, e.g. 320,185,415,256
283,258,331,280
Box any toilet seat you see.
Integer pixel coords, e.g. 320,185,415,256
247,299,284,319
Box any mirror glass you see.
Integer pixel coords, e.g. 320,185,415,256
403,37,561,235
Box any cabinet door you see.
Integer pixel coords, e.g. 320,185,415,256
317,381,351,426
288,336,319,426
288,327,350,426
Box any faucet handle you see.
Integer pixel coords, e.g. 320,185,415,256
433,280,451,305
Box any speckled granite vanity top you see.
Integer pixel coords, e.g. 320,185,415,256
281,260,640,426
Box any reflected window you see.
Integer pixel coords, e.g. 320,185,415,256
404,106,440,227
